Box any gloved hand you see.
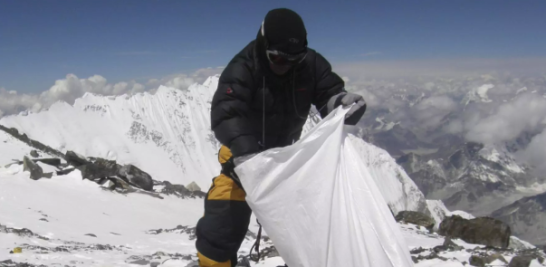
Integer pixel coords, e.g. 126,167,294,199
326,92,367,125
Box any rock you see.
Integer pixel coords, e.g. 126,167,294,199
439,215,511,248
509,255,533,267
23,156,45,180
107,177,134,191
78,158,119,181
469,255,486,267
30,150,39,158
487,253,508,263
440,237,464,251
57,167,76,176
85,233,97,237
65,150,89,167
186,181,201,192
395,211,435,231
117,164,153,191
39,218,48,222
32,158,62,167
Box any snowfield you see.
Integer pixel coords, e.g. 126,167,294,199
2,168,543,267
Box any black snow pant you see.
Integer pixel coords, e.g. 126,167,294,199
195,145,252,267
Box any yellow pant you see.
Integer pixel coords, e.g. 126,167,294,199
195,146,252,267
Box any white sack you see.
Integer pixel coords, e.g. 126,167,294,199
235,107,414,267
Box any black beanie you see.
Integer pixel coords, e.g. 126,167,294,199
262,8,307,54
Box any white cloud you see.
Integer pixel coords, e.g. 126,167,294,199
334,57,546,80
519,130,546,173
465,93,546,144
0,67,223,117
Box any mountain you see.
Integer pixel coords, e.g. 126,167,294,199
491,191,546,247
0,76,433,217
3,76,546,266
1,77,222,190
397,141,545,216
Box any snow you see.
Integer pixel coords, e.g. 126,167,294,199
480,145,524,174
426,200,449,230
476,84,494,102
4,167,543,267
0,130,31,166
448,210,475,219
462,84,494,105
0,166,266,266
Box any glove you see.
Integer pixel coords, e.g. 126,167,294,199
326,92,367,125
233,153,257,167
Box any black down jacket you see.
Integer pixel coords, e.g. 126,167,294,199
210,33,345,158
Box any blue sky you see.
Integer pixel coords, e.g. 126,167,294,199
1,0,545,93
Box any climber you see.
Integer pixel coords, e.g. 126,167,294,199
195,7,367,267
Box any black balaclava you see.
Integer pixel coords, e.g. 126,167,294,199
255,8,308,74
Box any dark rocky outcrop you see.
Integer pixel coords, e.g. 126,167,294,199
395,211,435,231
155,180,206,198
439,215,511,248
0,224,49,240
56,167,76,176
23,156,52,180
118,164,153,191
509,255,533,267
469,255,487,267
32,158,62,167
78,158,119,181
30,150,39,158
65,150,89,166
469,253,508,267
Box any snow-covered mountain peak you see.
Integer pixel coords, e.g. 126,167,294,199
1,77,221,189
462,84,494,105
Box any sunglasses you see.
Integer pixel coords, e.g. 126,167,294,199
266,49,307,66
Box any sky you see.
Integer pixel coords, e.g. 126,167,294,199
1,0,546,93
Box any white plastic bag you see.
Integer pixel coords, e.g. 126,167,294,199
235,107,414,267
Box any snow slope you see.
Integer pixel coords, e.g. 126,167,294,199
0,130,32,167
2,168,543,266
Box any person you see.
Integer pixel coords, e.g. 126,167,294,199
195,8,366,267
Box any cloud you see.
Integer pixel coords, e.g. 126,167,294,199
150,67,223,91
0,68,223,117
465,93,546,144
334,57,546,80
519,130,546,173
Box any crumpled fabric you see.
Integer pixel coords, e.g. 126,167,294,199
235,106,414,267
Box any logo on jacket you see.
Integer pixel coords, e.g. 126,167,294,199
226,88,233,94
